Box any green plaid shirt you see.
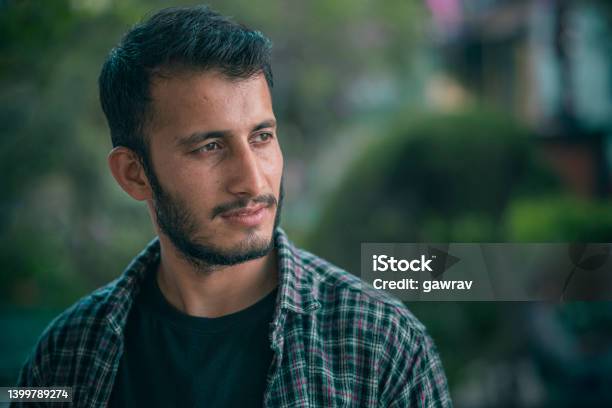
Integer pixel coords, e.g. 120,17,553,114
15,229,452,407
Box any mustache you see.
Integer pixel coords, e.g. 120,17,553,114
211,194,277,219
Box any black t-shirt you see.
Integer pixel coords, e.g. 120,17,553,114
108,267,277,408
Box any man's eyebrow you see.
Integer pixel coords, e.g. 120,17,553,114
252,119,276,132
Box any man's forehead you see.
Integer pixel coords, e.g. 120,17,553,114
146,69,274,140
149,68,269,103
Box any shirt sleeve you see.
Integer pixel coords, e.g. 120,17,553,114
378,320,453,408
10,351,47,408
15,353,41,386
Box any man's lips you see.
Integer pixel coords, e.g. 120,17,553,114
220,203,266,217
219,203,269,227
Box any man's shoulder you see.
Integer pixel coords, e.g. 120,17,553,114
37,239,156,346
296,247,427,334
33,279,121,353
16,279,125,387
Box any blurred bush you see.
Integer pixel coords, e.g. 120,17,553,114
506,197,612,242
308,110,561,273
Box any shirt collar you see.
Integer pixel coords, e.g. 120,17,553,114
105,227,320,335
274,228,321,315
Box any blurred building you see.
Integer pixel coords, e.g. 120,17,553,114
427,0,612,198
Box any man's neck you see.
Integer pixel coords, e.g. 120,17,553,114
155,236,279,318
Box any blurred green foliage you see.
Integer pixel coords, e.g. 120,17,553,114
506,197,612,241
0,0,157,308
308,110,561,273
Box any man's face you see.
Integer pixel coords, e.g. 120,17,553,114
144,70,283,269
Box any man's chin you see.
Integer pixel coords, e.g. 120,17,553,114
178,227,275,268
219,228,275,257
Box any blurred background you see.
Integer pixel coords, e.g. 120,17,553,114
2,0,612,406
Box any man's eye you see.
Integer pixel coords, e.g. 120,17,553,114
252,133,273,143
196,142,221,153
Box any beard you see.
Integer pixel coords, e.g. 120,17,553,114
144,160,283,271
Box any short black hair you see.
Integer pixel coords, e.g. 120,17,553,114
98,5,273,163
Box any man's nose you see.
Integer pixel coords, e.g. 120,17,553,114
226,143,267,197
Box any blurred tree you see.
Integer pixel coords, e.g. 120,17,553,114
0,0,156,307
308,110,561,273
506,197,612,242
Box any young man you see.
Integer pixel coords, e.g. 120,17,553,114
15,6,452,407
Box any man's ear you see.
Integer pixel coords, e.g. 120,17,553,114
108,147,153,201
